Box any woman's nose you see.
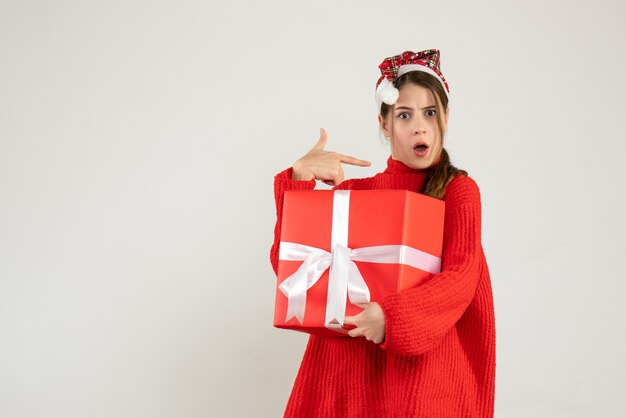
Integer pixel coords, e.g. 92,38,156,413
412,123,426,134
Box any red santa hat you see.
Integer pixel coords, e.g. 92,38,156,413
375,49,450,112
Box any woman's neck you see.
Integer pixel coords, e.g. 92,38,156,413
383,156,435,174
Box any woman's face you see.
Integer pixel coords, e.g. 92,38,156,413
378,83,448,170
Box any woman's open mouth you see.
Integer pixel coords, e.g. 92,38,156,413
413,143,429,157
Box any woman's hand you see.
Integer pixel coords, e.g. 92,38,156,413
292,128,371,186
344,302,386,344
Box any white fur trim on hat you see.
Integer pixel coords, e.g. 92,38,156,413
397,64,449,99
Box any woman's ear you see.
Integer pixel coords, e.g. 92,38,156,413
378,114,389,139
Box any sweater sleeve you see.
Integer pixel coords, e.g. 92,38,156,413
377,175,483,356
269,167,316,275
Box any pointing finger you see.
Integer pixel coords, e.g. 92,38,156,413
335,153,371,167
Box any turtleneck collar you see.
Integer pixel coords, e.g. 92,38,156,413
383,156,435,174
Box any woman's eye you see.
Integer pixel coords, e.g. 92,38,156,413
397,113,410,119
426,109,437,117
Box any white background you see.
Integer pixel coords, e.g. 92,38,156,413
1,1,625,417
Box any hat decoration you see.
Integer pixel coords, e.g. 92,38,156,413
375,49,450,112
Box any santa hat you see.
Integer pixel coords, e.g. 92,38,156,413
375,49,450,112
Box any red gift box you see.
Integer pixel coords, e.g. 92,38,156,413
274,189,445,337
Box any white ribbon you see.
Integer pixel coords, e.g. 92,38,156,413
278,190,441,331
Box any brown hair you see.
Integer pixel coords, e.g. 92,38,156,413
380,71,467,200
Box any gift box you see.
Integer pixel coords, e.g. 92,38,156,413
274,189,445,337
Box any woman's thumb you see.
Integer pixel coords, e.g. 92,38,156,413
313,128,328,150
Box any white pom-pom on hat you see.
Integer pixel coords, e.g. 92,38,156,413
380,78,399,105
374,77,399,112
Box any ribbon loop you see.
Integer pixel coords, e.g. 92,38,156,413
278,243,332,324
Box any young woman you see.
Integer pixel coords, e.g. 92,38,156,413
270,49,496,417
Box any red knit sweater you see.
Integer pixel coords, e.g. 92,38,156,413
270,156,496,418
